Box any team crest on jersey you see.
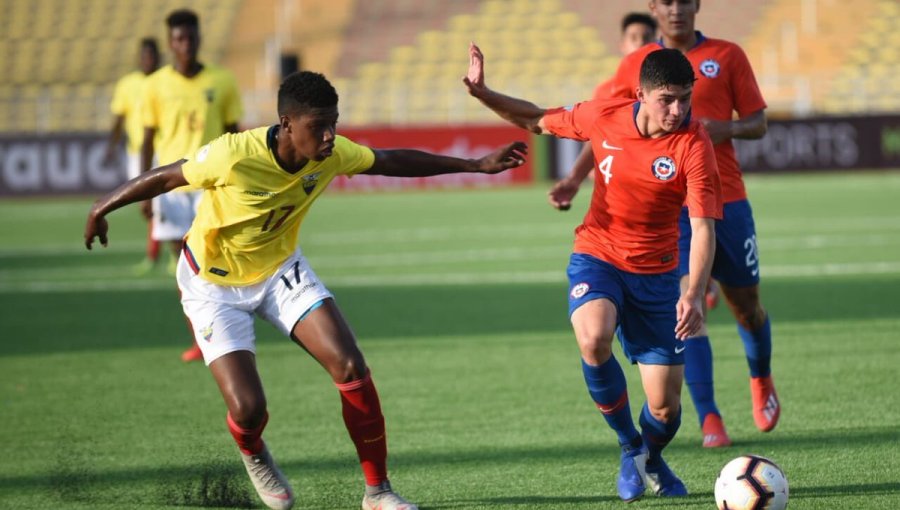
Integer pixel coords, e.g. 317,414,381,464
699,59,721,78
205,88,215,102
570,282,590,299
302,172,321,194
651,156,677,181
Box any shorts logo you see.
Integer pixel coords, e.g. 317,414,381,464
570,282,590,299
200,324,213,342
651,156,677,181
699,59,720,78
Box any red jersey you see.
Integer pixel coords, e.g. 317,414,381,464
543,98,722,274
608,33,766,203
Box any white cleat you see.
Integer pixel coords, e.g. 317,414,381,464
362,481,419,510
239,443,295,510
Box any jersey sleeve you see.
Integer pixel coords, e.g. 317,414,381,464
729,45,767,117
110,75,129,115
334,136,376,176
683,127,723,220
591,77,614,100
221,71,243,126
181,134,238,189
541,101,599,141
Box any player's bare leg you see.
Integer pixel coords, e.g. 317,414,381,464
679,275,731,447
292,299,417,510
719,283,779,432
209,351,294,510
637,364,687,496
572,299,647,502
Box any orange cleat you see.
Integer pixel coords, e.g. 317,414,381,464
181,343,204,363
750,376,780,432
701,413,732,448
705,280,720,310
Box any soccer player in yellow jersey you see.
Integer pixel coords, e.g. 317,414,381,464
141,9,243,362
85,70,527,510
104,38,160,273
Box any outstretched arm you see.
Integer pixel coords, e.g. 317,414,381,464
462,43,550,135
364,141,528,177
84,162,189,250
698,109,767,145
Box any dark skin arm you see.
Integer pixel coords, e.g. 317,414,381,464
363,142,528,177
139,127,157,219
84,162,188,250
698,109,767,145
103,115,126,165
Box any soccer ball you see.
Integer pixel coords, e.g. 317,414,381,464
714,455,789,510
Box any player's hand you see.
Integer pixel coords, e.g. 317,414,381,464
462,42,487,97
675,291,705,340
140,199,153,220
548,178,580,211
698,118,734,145
84,210,109,250
475,141,528,174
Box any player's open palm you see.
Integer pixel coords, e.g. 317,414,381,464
675,293,704,340
84,212,109,250
548,178,580,211
476,141,528,174
463,42,486,97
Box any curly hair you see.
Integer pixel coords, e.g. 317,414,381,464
277,71,339,116
639,48,695,91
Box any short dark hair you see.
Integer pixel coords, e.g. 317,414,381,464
639,49,695,91
277,71,339,116
140,37,159,54
621,12,657,33
166,9,199,30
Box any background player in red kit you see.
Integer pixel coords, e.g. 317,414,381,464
604,0,777,448
464,43,722,501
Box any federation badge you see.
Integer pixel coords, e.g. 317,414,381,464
570,282,590,299
302,172,321,194
205,88,215,102
651,156,677,181
200,324,213,342
699,59,721,78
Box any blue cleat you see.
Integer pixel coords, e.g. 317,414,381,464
643,456,688,496
617,445,648,502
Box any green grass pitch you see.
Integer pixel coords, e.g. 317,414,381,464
1,171,899,509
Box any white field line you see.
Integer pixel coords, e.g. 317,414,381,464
2,260,900,294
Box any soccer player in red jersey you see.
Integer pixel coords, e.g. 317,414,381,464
591,13,658,101
464,43,722,501
603,0,778,447
86,70,526,510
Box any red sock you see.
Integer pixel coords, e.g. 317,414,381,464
336,372,388,486
146,222,160,261
227,411,268,455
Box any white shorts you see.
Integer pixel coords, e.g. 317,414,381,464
152,190,201,241
176,247,334,365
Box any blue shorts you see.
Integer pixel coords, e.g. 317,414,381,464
678,199,760,287
567,253,683,366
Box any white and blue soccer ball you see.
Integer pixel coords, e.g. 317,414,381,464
714,455,789,510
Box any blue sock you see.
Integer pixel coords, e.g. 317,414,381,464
639,402,681,465
738,316,772,377
581,357,640,447
683,336,720,425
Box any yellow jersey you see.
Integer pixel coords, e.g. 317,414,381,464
109,70,150,154
141,64,243,167
180,126,375,286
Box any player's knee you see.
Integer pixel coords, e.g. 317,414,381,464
331,355,368,384
735,305,766,330
647,402,679,424
577,332,615,365
229,395,268,428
